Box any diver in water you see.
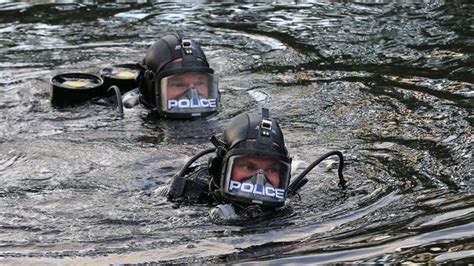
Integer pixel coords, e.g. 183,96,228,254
156,108,347,223
122,33,219,119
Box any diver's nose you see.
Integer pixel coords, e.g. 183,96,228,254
187,87,200,105
177,87,199,101
188,87,199,99
255,170,266,185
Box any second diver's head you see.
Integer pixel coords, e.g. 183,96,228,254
139,33,219,118
211,108,292,209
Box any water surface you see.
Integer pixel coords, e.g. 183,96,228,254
0,0,472,264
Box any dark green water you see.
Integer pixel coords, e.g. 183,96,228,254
0,0,472,264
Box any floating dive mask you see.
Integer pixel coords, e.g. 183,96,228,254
100,63,141,96
50,73,103,107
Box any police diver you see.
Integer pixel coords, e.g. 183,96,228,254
156,108,347,223
121,33,219,118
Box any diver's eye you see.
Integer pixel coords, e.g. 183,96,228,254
237,161,257,173
265,164,282,175
266,167,278,174
194,81,207,87
243,163,257,172
170,82,188,89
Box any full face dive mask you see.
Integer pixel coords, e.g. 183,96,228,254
221,152,291,207
139,34,219,118
159,71,219,117
216,109,292,208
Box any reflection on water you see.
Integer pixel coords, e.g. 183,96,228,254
0,0,472,264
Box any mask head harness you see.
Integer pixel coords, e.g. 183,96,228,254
139,33,219,118
210,108,292,208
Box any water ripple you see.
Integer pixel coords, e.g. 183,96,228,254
0,1,472,264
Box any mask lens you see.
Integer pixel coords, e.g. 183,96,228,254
224,155,290,205
160,72,218,115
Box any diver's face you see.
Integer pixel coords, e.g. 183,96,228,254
165,72,209,100
231,156,281,187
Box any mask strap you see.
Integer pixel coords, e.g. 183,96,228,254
154,34,200,74
179,36,201,68
256,108,273,149
262,107,270,120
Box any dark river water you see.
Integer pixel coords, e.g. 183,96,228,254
0,0,473,264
